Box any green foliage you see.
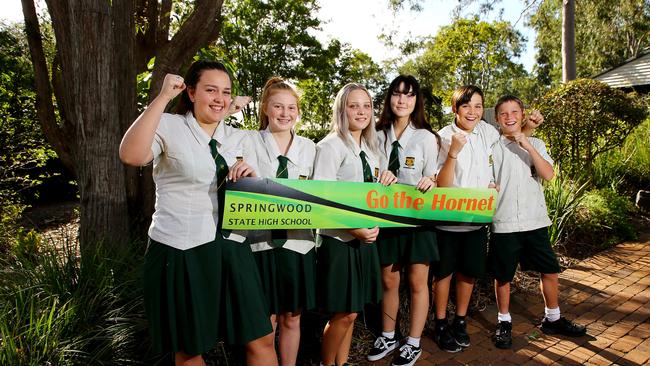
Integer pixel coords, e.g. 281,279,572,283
209,0,325,128
401,17,528,108
0,21,59,251
529,0,650,83
535,79,649,176
591,117,650,193
544,172,589,248
567,188,637,252
0,238,155,365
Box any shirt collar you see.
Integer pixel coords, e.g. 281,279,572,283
390,122,416,148
261,127,299,164
185,112,212,146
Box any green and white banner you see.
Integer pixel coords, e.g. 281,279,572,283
222,178,496,229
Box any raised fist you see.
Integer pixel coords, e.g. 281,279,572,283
160,73,186,101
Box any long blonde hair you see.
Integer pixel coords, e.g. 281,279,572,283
330,83,379,154
258,76,300,130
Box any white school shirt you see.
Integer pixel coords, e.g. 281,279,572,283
377,122,439,186
436,120,499,232
247,128,317,254
312,133,381,242
148,112,255,250
491,135,553,233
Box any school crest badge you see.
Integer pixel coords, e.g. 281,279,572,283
405,156,415,168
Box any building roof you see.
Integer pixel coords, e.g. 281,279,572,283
594,50,650,88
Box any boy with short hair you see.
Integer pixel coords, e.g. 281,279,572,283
489,95,586,349
433,85,498,353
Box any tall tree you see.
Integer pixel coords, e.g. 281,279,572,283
401,17,527,107
20,0,226,249
208,0,325,128
530,0,650,84
561,0,576,82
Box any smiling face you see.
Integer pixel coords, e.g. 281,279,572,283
496,100,524,135
346,89,373,133
454,92,484,132
264,90,299,133
390,82,416,120
188,69,232,125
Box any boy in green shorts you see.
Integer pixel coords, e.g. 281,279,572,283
489,95,586,349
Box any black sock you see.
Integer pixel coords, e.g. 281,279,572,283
435,318,447,327
455,315,466,322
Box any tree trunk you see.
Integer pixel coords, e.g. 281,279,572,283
562,0,576,82
24,0,226,248
45,0,130,250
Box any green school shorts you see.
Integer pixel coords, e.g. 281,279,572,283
433,227,488,279
488,227,561,283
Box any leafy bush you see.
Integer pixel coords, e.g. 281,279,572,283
535,79,648,176
0,238,156,365
544,172,589,248
591,118,650,194
564,188,637,256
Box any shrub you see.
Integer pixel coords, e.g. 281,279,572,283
0,237,156,365
591,118,650,194
564,188,637,256
535,79,648,176
544,172,589,248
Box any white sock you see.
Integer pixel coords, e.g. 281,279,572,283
498,312,512,322
406,336,421,348
545,307,561,322
382,330,395,339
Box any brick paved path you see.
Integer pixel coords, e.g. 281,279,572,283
365,231,650,366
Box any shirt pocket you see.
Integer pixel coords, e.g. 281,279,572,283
221,148,244,167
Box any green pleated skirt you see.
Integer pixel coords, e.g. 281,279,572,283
143,237,272,355
253,247,317,314
316,235,383,313
376,227,439,266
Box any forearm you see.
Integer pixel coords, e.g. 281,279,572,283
119,95,170,166
436,159,456,187
527,147,554,181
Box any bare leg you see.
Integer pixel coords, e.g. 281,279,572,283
434,274,452,319
494,280,511,314
336,319,355,365
278,311,301,366
381,264,400,332
455,273,475,316
540,273,559,309
175,352,205,366
321,312,357,366
407,263,430,338
246,331,278,366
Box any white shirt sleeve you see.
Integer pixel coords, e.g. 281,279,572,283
312,138,342,181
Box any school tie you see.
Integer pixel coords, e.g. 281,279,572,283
388,140,400,177
276,155,289,179
271,155,289,246
209,139,231,237
359,151,374,183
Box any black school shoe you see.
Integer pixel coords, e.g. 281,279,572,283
391,343,422,366
367,335,399,361
540,317,587,337
493,321,512,349
451,317,471,347
433,320,462,353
